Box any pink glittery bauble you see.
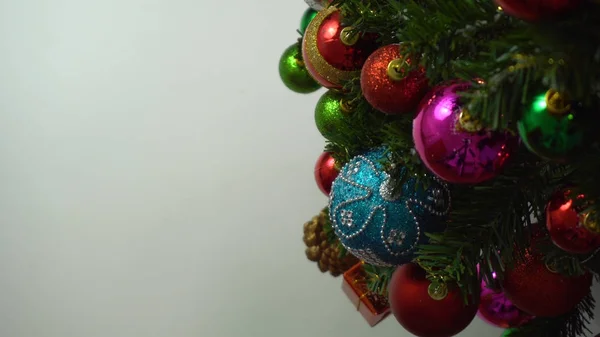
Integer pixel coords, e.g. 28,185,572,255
412,82,517,184
477,269,533,328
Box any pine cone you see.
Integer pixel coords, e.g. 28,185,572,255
303,209,359,277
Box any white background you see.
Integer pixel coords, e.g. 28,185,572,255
0,1,598,336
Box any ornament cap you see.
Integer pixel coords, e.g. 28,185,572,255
545,260,558,274
457,109,483,133
339,98,354,114
339,27,359,46
582,210,600,234
386,58,408,81
545,89,571,115
427,282,448,301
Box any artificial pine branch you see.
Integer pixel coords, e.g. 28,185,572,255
364,264,394,296
306,1,600,334
414,147,580,300
510,294,595,337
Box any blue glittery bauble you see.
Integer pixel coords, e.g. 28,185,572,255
329,148,450,266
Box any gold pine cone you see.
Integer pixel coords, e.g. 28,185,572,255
303,208,359,277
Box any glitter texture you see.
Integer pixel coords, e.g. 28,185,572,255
502,234,592,317
314,90,352,143
360,44,429,115
329,148,450,266
302,6,378,89
477,267,533,328
413,81,518,184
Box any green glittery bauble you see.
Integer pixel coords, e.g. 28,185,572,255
315,90,352,142
517,92,588,161
279,43,321,94
299,8,318,35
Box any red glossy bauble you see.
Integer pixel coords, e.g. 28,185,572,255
388,263,479,337
546,190,600,254
314,152,339,196
360,44,429,115
302,6,379,89
502,243,592,317
495,0,583,21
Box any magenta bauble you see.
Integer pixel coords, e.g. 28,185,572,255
477,269,533,328
412,82,517,184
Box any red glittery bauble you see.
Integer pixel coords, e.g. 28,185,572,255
302,6,379,88
494,0,583,21
477,271,533,329
314,152,339,196
502,240,592,317
388,263,479,337
546,190,600,254
360,44,429,115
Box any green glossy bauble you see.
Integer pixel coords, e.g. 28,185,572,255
501,328,518,337
299,8,318,35
314,90,352,142
517,90,589,161
279,43,321,94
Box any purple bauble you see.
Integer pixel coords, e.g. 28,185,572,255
478,270,534,328
412,82,517,184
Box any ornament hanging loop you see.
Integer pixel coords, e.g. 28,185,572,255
340,27,359,46
387,58,408,81
545,89,571,115
427,282,448,301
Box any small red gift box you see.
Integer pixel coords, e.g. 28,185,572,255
342,262,391,327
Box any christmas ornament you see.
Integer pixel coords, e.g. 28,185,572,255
360,44,429,115
495,0,583,21
314,90,353,143
314,152,339,196
299,8,318,35
304,0,330,10
413,81,517,184
388,263,479,337
279,43,321,94
546,189,600,254
517,89,589,161
502,232,593,317
303,208,359,277
478,269,533,328
501,328,519,337
342,262,391,326
329,148,450,266
302,6,379,88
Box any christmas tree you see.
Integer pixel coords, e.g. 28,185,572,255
279,1,600,336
